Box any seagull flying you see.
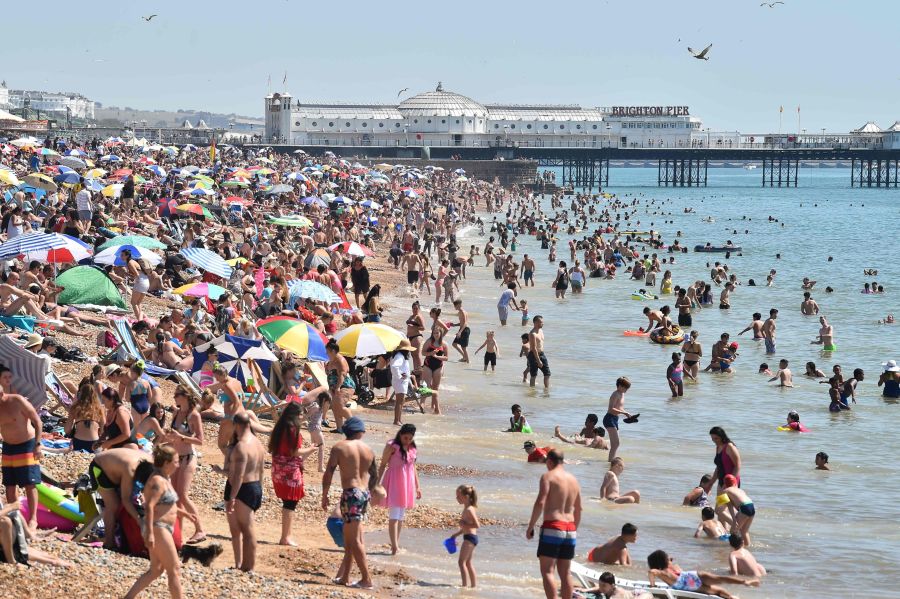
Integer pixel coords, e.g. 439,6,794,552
688,44,712,60
397,88,409,98
142,14,157,21
760,1,784,6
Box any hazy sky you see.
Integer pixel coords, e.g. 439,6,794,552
3,0,897,132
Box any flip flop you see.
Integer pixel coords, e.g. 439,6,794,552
185,533,207,544
348,581,374,589
623,414,640,424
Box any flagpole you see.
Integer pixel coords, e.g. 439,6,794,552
797,106,801,138
778,106,783,135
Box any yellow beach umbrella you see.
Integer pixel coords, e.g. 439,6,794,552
0,170,22,186
23,173,58,191
84,168,107,179
332,323,405,358
101,183,124,198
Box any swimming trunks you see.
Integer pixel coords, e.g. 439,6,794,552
523,269,533,281
484,351,497,367
1,439,41,487
406,271,419,285
340,487,370,523
678,313,692,327
463,533,479,546
224,480,263,511
536,520,576,560
672,571,703,592
764,339,776,354
739,502,756,517
527,352,551,377
602,413,619,430
89,459,116,490
454,326,471,348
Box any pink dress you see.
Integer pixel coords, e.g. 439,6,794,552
381,440,417,509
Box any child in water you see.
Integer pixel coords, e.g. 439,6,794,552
506,404,531,433
519,333,530,382
694,506,729,540
449,485,480,588
666,352,685,397
520,299,529,326
815,451,830,470
647,550,758,599
473,330,500,372
728,532,766,577
783,410,808,432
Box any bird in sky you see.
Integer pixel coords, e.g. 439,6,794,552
760,1,784,7
142,14,157,21
688,44,713,60
397,88,409,98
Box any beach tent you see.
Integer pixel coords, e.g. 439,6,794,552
0,336,50,409
56,266,126,308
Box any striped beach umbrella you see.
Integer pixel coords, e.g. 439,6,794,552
333,323,405,358
256,316,328,361
22,234,93,264
23,173,58,191
328,241,374,257
172,282,228,300
303,248,331,269
0,336,49,409
180,247,234,279
0,232,67,260
287,280,341,307
176,203,213,218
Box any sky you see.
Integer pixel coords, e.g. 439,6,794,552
2,0,898,132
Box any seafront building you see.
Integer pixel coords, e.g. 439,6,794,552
4,88,95,120
264,83,716,149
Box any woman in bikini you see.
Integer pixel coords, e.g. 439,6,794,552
205,363,246,460
168,385,206,544
681,330,702,380
65,381,103,453
324,340,354,431
422,330,449,415
405,301,426,373
123,445,196,599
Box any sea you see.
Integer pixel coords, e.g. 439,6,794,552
364,168,900,598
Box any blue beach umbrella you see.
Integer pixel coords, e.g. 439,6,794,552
93,244,162,267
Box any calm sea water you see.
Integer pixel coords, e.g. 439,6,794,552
365,168,900,598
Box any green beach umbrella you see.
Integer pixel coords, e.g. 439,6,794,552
56,266,126,308
98,235,167,251
267,214,312,228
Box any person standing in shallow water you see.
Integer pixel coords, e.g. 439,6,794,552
527,316,551,389
377,424,421,555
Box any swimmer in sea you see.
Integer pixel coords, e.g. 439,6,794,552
801,292,819,315
768,359,793,387
600,458,641,504
587,522,637,565
683,474,714,508
737,312,764,339
718,475,756,546
728,532,766,577
758,363,773,376
801,277,816,290
666,352,689,397
694,506,728,540
554,414,608,450
815,451,830,470
811,316,836,351
804,362,826,378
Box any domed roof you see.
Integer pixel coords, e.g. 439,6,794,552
854,121,882,133
398,82,486,118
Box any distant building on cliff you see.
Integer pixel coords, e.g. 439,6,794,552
6,88,95,119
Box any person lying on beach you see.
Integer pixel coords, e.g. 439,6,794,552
601,458,640,504
0,499,74,568
728,532,766,577
587,522,637,565
579,570,652,599
553,414,608,449
647,549,759,599
695,506,729,540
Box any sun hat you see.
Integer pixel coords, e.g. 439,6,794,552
395,339,415,352
883,360,900,372
23,333,43,350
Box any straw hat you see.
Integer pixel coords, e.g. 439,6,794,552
24,333,43,350
882,359,900,372
395,339,415,352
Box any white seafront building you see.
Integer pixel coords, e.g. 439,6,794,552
4,88,95,119
264,82,711,149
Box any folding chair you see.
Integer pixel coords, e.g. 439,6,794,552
109,318,177,377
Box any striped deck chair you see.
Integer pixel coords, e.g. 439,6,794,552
0,335,50,409
110,319,177,377
171,370,203,399
45,371,74,416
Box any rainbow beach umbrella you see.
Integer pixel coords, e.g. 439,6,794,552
333,323,405,358
256,316,328,361
172,282,228,300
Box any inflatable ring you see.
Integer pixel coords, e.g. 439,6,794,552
631,292,658,301
649,326,685,345
37,483,86,524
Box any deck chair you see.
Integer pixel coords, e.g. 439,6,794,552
170,370,202,399
242,358,286,418
71,488,103,543
110,318,177,377
45,371,75,416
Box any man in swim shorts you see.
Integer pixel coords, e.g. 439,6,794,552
521,254,536,286
225,412,265,572
762,308,778,354
322,417,380,589
526,449,581,599
452,299,471,363
528,316,551,388
0,389,42,532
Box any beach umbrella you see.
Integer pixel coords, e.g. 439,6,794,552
267,214,312,228
453,168,466,175
360,199,381,208
287,280,341,307
23,173,58,191
101,183,124,198
64,149,87,157
93,244,162,267
193,334,276,386
331,196,354,205
146,165,167,178
99,154,123,162
0,170,21,186
59,157,86,170
0,336,49,409
97,234,167,251
0,232,67,260
53,171,81,185
82,178,104,192
328,241,374,257
223,196,253,206
270,184,294,194
222,179,249,188
56,265,125,309
22,234,93,264
183,187,215,197
455,176,468,182
303,248,331,269
179,247,233,279
176,203,213,218
84,168,106,179
256,316,328,361
285,172,308,182
10,137,40,147
34,147,59,156
333,323,405,358
172,282,228,300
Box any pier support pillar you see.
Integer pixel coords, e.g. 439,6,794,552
852,158,900,188
657,158,707,187
560,158,609,190
761,156,799,187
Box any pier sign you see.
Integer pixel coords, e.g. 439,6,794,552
611,106,690,117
